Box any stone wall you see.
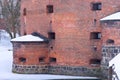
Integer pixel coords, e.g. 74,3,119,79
102,45,120,68
101,45,120,78
12,64,99,77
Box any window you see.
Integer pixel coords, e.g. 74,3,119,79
92,2,102,11
39,57,45,63
23,8,27,16
48,32,55,39
90,59,101,65
46,5,53,13
90,32,101,39
49,57,56,63
106,39,114,44
19,57,26,63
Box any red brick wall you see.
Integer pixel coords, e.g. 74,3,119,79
13,42,49,65
20,0,120,67
102,21,120,45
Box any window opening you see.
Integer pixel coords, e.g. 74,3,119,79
47,5,53,13
106,39,114,44
90,32,101,39
49,57,56,63
90,59,101,65
92,2,102,11
19,57,26,63
48,32,55,39
39,57,45,63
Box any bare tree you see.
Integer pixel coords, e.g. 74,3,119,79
0,0,20,39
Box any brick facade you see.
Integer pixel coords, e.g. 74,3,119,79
12,42,49,65
12,0,120,76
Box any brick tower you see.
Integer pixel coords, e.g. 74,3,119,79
11,0,120,76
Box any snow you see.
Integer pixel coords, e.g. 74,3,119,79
100,12,120,21
11,35,44,42
0,30,98,80
109,53,120,79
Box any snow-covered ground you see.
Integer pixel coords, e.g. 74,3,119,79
0,30,98,80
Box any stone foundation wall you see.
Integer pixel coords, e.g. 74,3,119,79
12,64,98,76
101,46,120,78
102,45,120,68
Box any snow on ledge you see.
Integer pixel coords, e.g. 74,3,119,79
11,35,44,42
100,12,120,21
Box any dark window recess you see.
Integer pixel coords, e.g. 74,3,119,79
48,32,55,39
49,57,56,63
19,57,26,63
92,3,102,11
39,57,45,63
23,8,27,16
90,32,101,39
90,59,101,64
106,39,114,44
47,5,53,13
